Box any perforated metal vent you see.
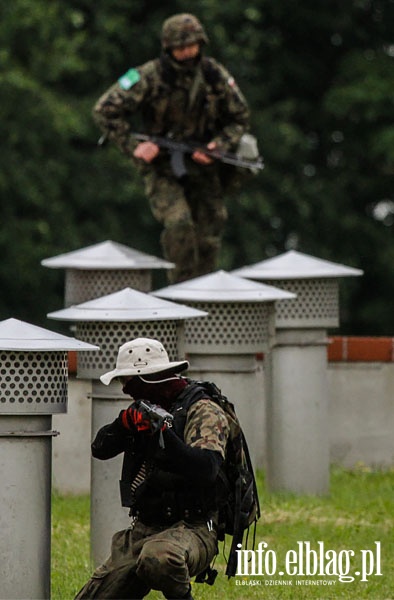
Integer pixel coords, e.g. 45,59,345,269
75,321,180,378
65,269,152,306
271,279,339,328
183,302,271,354
0,351,68,414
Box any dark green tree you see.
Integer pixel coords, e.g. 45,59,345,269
1,0,393,334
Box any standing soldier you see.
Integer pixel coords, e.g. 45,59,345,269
94,13,251,283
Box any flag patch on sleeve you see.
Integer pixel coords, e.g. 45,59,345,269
118,68,141,90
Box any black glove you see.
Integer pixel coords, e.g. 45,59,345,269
120,403,151,432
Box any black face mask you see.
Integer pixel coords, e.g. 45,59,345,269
122,377,155,401
122,375,188,409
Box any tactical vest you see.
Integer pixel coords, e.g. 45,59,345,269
139,55,230,143
119,384,221,525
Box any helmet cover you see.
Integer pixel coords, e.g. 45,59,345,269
161,13,209,49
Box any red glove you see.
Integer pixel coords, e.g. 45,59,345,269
121,404,151,432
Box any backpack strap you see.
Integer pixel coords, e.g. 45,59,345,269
170,381,211,438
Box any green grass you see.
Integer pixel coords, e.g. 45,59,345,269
52,466,394,599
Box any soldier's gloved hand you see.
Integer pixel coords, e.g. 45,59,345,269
120,404,151,432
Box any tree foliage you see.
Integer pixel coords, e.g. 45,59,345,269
1,0,393,333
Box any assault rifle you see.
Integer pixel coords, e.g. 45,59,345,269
131,132,264,179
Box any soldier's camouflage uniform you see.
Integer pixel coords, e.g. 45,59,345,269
75,397,230,599
93,29,250,282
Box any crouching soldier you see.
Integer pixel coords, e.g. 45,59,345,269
75,337,230,600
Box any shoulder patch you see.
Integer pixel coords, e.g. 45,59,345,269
118,68,141,90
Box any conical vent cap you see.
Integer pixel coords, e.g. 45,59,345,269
0,318,99,351
47,288,207,322
233,250,363,280
153,270,296,303
41,240,174,270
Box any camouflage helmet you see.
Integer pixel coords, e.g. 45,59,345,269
161,13,209,49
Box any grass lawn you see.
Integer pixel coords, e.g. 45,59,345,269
52,466,394,599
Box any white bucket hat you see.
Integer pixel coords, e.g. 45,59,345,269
100,337,189,385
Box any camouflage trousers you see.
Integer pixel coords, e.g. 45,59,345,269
74,518,218,599
142,160,228,283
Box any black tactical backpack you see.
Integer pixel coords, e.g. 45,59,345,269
174,379,261,578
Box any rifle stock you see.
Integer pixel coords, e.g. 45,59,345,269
138,400,174,449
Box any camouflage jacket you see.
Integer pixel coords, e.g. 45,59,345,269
93,53,250,157
182,398,229,458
